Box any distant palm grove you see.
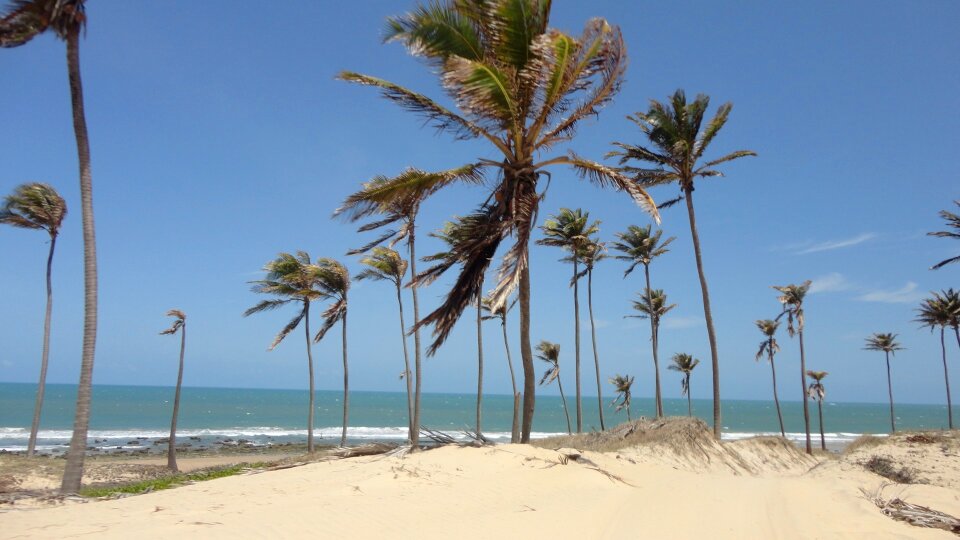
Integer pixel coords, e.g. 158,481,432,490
1,0,957,495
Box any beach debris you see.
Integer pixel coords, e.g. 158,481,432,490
556,448,581,465
861,483,960,535
420,428,458,445
329,443,397,459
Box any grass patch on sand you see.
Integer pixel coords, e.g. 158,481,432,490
80,462,270,498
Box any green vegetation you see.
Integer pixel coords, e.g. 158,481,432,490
79,462,271,498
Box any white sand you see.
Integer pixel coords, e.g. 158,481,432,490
3,442,958,539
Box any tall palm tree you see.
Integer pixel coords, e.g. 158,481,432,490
609,91,756,439
773,280,813,454
863,333,904,433
928,200,959,270
755,319,786,437
244,252,326,453
311,259,350,447
482,296,520,443
0,183,66,457
627,288,676,418
581,238,607,430
916,291,956,429
806,370,828,451
159,310,186,472
2,0,98,495
611,224,674,417
536,340,571,435
356,247,413,441
609,374,635,421
668,353,699,417
537,208,599,432
340,0,659,442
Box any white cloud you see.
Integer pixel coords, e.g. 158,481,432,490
808,272,851,294
857,282,926,304
660,316,701,330
797,233,877,254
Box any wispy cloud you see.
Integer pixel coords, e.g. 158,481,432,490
808,272,851,294
857,282,925,304
660,316,701,331
796,233,877,255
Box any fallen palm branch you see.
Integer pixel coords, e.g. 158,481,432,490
861,483,960,535
420,427,458,445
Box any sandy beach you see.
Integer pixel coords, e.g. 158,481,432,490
2,420,958,539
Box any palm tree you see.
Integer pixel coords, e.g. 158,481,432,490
536,340,571,435
582,238,607,430
2,0,98,495
482,296,520,443
755,319,786,437
159,310,186,472
340,0,659,442
356,247,413,441
928,200,959,270
609,374,635,421
244,252,326,453
537,208,599,432
311,259,350,447
864,333,904,433
773,280,813,454
611,224,674,417
916,291,956,429
0,183,66,457
609,91,756,439
668,353,700,417
806,371,828,451
627,289,676,418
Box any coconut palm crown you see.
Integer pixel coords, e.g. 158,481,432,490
0,182,67,236
863,333,904,356
629,288,676,322
609,374,634,419
611,224,674,277
915,291,957,429
928,200,960,270
0,0,85,47
806,371,827,401
669,353,699,396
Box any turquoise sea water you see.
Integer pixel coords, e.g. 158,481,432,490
0,382,956,453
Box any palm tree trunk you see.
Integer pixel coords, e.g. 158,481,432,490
799,329,812,454
167,322,186,472
682,187,721,439
587,268,605,430
885,350,896,433
28,235,57,457
941,328,953,429
61,29,98,495
475,298,483,437
557,375,572,435
304,303,315,453
340,310,349,447
644,264,663,418
572,259,582,432
686,375,692,417
768,344,785,438
408,221,423,450
626,402,631,421
817,399,825,451
395,285,414,443
519,266,535,443
501,315,520,443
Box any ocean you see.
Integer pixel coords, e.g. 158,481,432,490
0,382,955,453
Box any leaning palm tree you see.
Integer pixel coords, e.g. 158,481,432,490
311,259,350,447
609,91,756,439
774,280,813,454
0,183,66,457
356,247,413,441
668,353,699,417
611,224,674,417
340,0,659,442
806,370,828,451
159,310,186,472
928,200,959,270
2,0,98,495
537,208,599,432
581,238,607,430
482,296,520,443
915,292,955,429
609,374,635,421
863,333,904,433
627,288,676,418
244,252,326,453
755,319,786,437
536,340,571,435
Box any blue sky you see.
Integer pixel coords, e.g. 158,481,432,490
1,1,958,407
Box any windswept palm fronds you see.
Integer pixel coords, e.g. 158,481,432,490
928,200,960,270
609,374,634,420
755,319,785,437
159,309,186,471
668,353,700,416
536,340,571,435
864,332,904,433
774,280,813,454
806,370,828,450
915,291,957,430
